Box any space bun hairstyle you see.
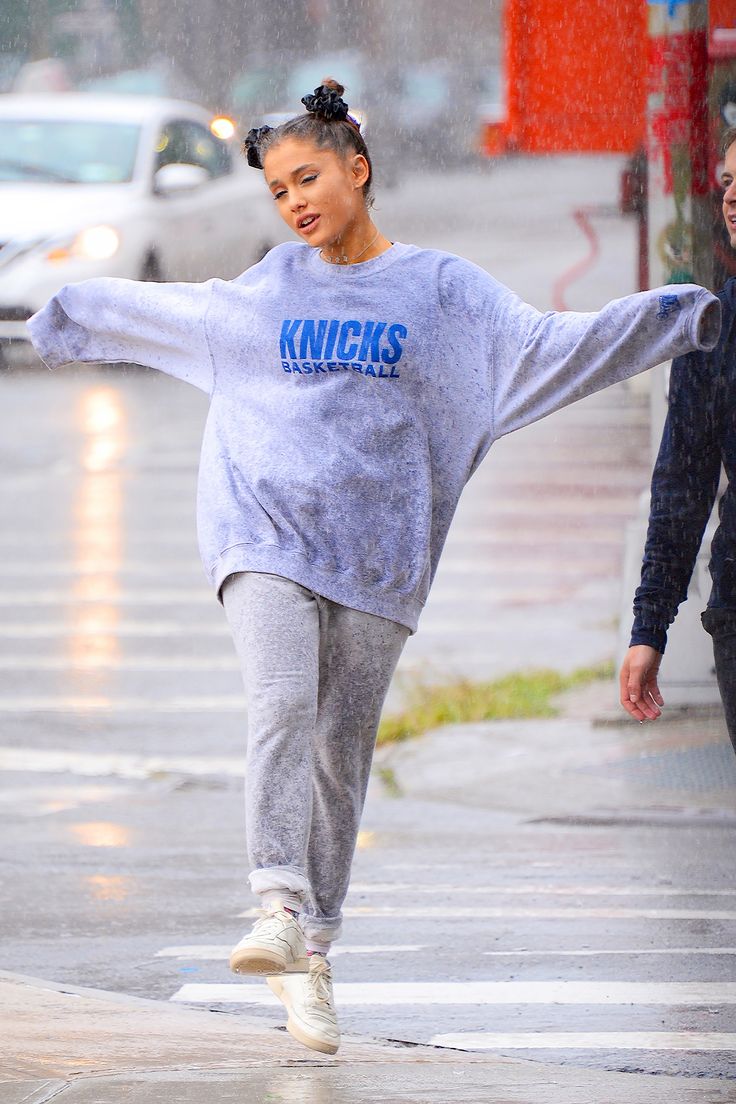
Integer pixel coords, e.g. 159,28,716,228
243,78,374,207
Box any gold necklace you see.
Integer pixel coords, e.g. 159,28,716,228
321,228,381,265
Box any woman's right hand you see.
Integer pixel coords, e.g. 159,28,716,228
619,645,664,721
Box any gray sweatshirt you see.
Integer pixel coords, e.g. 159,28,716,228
26,241,720,631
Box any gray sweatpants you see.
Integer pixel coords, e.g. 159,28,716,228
222,571,409,945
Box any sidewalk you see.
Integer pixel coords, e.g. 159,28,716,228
378,684,736,824
1,968,733,1104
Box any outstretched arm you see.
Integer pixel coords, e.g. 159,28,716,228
27,276,217,395
490,284,720,437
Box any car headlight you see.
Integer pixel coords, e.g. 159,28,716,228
45,225,121,263
210,115,236,140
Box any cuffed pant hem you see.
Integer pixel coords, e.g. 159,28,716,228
301,912,343,944
249,865,310,899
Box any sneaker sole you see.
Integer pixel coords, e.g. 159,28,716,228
267,976,340,1056
229,949,309,975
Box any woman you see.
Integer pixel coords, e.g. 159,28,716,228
27,80,721,1056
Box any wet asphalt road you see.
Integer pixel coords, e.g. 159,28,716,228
2,163,736,1083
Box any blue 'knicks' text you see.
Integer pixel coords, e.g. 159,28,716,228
279,318,408,379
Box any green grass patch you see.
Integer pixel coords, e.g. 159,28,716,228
376,662,614,747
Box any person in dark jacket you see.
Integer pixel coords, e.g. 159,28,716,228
620,127,736,748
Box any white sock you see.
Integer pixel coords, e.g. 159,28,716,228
306,938,332,956
261,890,302,915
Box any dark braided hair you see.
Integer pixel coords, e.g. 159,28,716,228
243,78,374,207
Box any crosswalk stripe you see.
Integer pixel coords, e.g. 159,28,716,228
0,747,244,779
0,697,246,714
0,583,585,606
171,980,736,1006
238,905,736,921
483,947,736,956
0,657,240,671
0,587,591,613
0,563,201,575
0,590,213,605
156,944,426,960
348,883,736,899
0,561,617,583
429,1032,736,1051
0,623,230,638
0,613,557,637
156,943,736,960
0,653,239,671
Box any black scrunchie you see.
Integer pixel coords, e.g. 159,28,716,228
301,84,349,122
243,125,273,169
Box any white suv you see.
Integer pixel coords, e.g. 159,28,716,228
0,93,287,363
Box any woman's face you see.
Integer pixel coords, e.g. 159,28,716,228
263,137,369,248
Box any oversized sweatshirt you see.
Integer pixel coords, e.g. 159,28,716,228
631,277,736,653
26,241,721,632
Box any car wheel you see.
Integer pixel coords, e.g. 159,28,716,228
140,252,163,281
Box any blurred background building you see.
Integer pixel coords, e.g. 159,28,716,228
0,0,503,168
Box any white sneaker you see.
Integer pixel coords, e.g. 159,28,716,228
229,904,308,976
267,955,340,1055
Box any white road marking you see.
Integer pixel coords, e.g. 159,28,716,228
483,947,736,957
0,616,521,637
239,905,736,921
154,943,736,960
0,584,582,606
429,1031,736,1051
0,747,244,779
0,622,230,638
171,980,736,1006
348,883,736,899
0,562,201,576
0,696,246,713
156,944,426,960
0,573,621,604
0,590,213,605
157,945,232,960
0,657,239,671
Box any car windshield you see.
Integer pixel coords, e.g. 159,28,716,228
0,119,141,184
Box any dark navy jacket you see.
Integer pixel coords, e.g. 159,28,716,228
631,277,736,652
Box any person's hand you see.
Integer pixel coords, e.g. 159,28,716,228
619,645,664,721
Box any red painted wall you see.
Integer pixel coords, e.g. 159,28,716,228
501,0,647,154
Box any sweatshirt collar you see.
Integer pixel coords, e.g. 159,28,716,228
306,241,412,278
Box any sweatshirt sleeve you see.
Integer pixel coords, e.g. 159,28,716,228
26,277,216,395
630,348,722,653
488,283,721,438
